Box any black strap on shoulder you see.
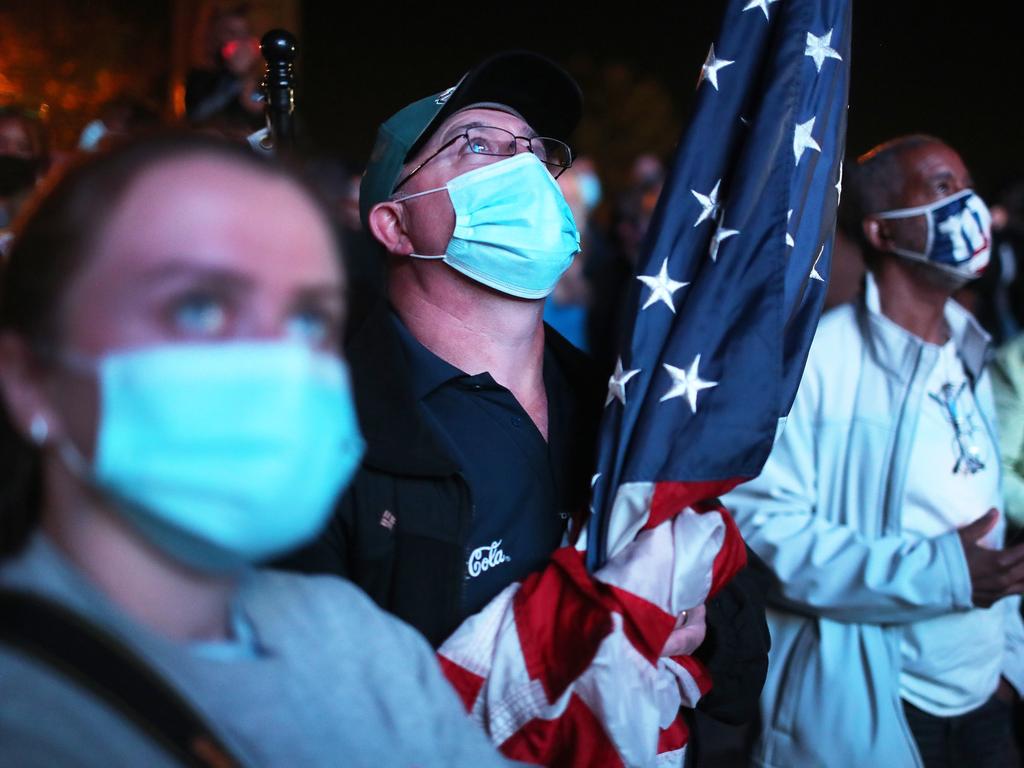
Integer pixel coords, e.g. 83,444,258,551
0,588,242,768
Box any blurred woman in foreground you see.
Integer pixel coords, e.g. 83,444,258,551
0,135,509,767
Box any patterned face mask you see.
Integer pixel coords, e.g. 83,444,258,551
874,190,991,280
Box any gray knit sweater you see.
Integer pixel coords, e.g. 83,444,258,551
0,535,513,767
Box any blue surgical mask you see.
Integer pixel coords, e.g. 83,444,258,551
397,153,581,299
78,119,108,151
577,171,603,212
57,341,365,572
875,189,992,279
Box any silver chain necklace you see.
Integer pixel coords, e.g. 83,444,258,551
927,345,985,475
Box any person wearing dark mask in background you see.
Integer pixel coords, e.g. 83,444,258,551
184,3,265,137
77,96,161,153
0,107,49,236
587,155,666,379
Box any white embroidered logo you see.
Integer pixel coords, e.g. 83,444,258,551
937,196,989,262
435,86,457,105
467,540,509,578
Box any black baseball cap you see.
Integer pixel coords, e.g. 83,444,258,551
359,50,583,228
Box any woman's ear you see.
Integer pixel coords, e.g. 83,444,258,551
367,201,414,257
0,333,62,445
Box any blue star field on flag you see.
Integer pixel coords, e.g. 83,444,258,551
587,0,851,569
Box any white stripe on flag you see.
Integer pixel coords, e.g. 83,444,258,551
596,508,725,614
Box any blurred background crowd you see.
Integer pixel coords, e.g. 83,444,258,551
5,2,1024,764
3,1,1023,384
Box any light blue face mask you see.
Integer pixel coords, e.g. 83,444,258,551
57,341,365,572
397,153,581,299
577,171,603,212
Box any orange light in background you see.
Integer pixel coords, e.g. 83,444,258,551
60,89,82,111
0,70,20,101
172,82,185,120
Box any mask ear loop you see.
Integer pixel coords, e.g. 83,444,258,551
391,187,451,260
873,189,974,220
56,434,93,481
922,207,936,258
29,348,101,481
390,185,446,203
28,408,96,485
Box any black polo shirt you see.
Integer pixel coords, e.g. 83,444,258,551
391,312,575,618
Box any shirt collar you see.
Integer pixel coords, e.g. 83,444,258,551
389,309,467,400
863,271,991,381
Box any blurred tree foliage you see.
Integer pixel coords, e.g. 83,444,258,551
0,0,169,151
568,54,682,201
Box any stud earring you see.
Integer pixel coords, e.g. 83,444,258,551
29,414,49,446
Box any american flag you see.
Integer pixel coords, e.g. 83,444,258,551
439,1,850,764
588,0,851,568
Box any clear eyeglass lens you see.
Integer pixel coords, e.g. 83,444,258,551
464,127,571,171
535,138,571,168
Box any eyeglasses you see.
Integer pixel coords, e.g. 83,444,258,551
930,382,986,475
393,125,573,193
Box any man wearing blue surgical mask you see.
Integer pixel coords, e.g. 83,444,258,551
281,51,770,756
724,135,1024,767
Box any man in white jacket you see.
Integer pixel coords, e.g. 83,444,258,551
725,135,1024,767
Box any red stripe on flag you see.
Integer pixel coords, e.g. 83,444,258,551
645,479,747,531
499,693,625,768
437,654,485,712
669,654,713,697
514,547,676,699
606,583,678,665
514,547,615,700
657,713,691,754
693,499,748,597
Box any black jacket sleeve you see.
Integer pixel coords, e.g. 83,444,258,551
274,492,353,577
693,546,772,724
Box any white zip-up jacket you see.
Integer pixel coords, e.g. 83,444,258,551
724,274,1024,767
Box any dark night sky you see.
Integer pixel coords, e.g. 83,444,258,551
299,2,1022,197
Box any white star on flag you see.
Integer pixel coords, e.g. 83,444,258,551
692,180,722,227
590,473,601,489
699,44,734,91
661,354,719,413
606,358,642,406
810,246,825,282
786,209,795,248
709,216,739,262
742,0,779,20
637,257,689,312
805,29,843,72
835,161,844,203
793,117,821,165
